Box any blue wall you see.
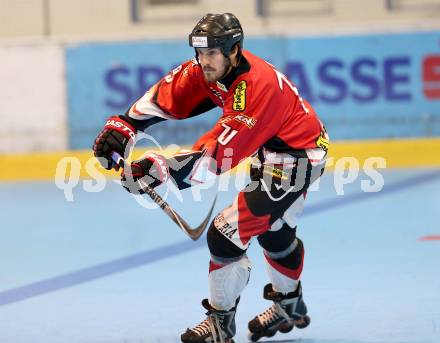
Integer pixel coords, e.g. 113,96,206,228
66,31,440,149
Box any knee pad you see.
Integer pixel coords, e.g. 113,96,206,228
271,238,304,271
258,223,297,253
259,223,304,271
207,220,246,260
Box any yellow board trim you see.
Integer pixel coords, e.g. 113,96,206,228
0,137,439,181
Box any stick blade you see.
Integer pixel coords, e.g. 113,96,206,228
173,195,217,241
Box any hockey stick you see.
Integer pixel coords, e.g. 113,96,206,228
111,152,216,241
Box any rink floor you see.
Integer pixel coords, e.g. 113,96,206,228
0,168,439,343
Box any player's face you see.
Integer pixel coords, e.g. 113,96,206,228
197,48,232,82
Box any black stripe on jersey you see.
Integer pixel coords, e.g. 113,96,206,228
120,113,166,132
168,151,204,190
189,97,217,117
263,136,309,159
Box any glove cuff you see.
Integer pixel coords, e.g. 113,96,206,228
104,115,137,141
144,152,170,184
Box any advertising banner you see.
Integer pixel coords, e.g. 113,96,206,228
66,31,440,149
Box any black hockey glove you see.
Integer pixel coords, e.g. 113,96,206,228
93,115,137,170
121,153,170,194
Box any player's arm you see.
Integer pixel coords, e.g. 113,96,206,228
121,149,204,193
93,59,215,169
121,79,282,192
121,111,276,193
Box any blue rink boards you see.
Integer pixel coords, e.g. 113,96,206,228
0,168,439,343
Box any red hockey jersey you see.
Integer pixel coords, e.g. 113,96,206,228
128,50,328,174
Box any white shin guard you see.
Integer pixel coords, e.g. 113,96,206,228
209,255,251,311
264,256,300,294
264,240,301,294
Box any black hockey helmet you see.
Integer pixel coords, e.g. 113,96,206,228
188,13,244,56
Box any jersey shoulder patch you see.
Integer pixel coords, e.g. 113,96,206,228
232,80,247,111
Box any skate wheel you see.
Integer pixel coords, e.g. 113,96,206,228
294,315,311,329
278,321,294,333
248,329,276,341
248,331,261,342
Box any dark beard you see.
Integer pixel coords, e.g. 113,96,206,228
217,57,233,81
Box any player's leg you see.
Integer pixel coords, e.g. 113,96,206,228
180,165,294,343
181,174,308,342
181,221,251,343
181,153,324,343
248,218,310,342
244,152,324,341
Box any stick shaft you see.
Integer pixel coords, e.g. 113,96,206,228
110,152,215,240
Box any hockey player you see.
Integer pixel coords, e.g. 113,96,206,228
93,13,329,343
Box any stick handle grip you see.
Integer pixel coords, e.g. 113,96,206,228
111,151,124,169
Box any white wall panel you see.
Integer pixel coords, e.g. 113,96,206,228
0,43,67,152
0,0,44,38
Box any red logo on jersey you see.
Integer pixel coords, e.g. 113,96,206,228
233,114,256,128
220,114,256,128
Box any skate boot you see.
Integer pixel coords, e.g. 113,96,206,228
248,282,310,342
181,298,239,343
